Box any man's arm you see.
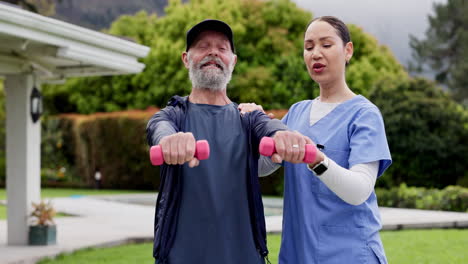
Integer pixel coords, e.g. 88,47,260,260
249,110,287,139
146,107,199,167
258,156,281,177
146,107,179,146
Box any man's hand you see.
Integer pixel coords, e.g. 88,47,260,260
238,103,275,119
271,131,314,164
159,132,199,168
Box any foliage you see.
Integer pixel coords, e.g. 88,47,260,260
369,76,468,188
43,108,285,194
51,110,161,190
30,200,56,226
44,0,404,114
376,184,468,212
41,117,76,185
346,24,407,96
410,0,468,103
38,109,282,194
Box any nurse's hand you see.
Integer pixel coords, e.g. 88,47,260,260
159,132,200,168
238,103,275,118
271,131,314,164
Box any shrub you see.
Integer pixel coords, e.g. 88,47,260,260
370,77,468,188
41,117,79,186
376,184,468,212
51,108,161,190
44,108,289,194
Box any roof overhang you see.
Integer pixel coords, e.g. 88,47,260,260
0,3,150,82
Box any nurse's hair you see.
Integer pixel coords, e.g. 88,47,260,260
306,16,351,46
306,16,351,65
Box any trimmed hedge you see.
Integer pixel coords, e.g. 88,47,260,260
376,184,468,212
51,108,161,190
40,108,288,193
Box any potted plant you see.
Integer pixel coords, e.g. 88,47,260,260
28,200,57,245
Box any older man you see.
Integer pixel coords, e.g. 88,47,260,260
146,19,308,264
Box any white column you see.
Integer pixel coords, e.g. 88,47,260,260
5,74,41,245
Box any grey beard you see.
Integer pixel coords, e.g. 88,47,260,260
188,55,233,91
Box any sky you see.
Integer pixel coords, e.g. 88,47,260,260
292,0,447,69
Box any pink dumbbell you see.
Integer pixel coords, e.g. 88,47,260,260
149,140,210,166
259,137,317,164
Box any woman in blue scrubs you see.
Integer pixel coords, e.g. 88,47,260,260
245,16,392,263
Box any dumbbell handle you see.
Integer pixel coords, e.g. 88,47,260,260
259,137,317,164
150,140,210,166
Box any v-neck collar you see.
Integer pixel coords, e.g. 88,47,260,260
308,95,363,128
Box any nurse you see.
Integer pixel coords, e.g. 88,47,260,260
243,16,392,263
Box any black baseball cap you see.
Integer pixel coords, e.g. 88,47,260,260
186,19,235,53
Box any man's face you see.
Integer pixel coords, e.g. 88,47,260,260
182,30,237,91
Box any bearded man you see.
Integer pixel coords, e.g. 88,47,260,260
146,20,308,264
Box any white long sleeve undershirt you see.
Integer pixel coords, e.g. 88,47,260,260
308,158,378,205
258,157,378,205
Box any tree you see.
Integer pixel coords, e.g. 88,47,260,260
44,0,405,114
369,76,468,188
410,0,468,104
347,24,407,96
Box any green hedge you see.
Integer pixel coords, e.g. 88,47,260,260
43,110,161,190
376,184,468,212
38,109,287,194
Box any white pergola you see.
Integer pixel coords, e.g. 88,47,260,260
0,3,150,245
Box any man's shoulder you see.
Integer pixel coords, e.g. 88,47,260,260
158,95,189,113
166,95,189,107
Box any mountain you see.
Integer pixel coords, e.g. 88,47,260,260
52,0,169,31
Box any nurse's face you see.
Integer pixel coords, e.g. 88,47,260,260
303,20,353,85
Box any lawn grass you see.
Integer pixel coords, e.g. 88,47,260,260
381,229,468,264
36,229,468,264
0,188,152,220
0,188,152,200
0,204,5,220
38,242,153,264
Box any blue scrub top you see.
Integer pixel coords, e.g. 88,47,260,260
279,96,392,264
